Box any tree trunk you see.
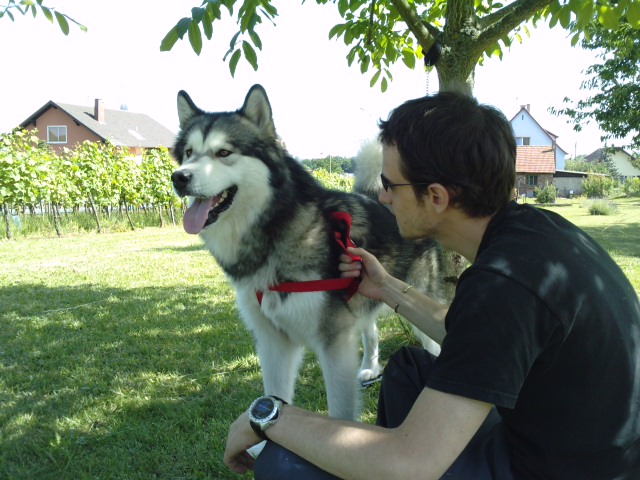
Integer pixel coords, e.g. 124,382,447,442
3,203,13,240
124,201,135,231
88,194,102,234
158,205,165,228
53,203,63,238
170,205,176,226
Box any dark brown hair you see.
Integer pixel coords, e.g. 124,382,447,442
378,91,516,217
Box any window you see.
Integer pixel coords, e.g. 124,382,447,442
47,125,67,144
516,137,531,146
526,175,538,186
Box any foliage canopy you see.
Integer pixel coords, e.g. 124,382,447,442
158,0,640,92
552,18,640,150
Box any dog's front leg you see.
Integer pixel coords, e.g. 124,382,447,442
358,317,382,383
316,324,362,421
236,291,304,404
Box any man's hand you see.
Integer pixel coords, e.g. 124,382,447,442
224,410,260,474
339,247,389,301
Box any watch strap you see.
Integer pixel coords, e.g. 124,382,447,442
249,395,288,440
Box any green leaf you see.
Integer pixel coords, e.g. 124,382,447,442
242,40,258,70
229,30,241,49
628,2,640,28
160,18,191,51
54,11,69,35
249,30,262,50
228,49,241,77
202,15,213,40
360,54,370,73
559,6,572,29
401,49,416,69
191,7,205,23
188,21,203,55
571,32,581,46
370,69,381,87
599,5,621,29
338,0,348,17
41,6,53,23
328,23,346,40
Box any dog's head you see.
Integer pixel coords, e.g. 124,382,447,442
171,85,279,235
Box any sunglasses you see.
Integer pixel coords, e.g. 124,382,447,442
380,174,431,192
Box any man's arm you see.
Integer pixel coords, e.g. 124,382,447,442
340,248,449,344
381,274,449,344
225,388,492,480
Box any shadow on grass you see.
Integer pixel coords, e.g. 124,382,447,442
0,283,260,480
1,281,403,479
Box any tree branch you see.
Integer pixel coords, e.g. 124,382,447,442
388,0,439,50
476,0,553,49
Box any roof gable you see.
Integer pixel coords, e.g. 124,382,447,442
516,146,556,174
20,100,176,149
510,106,568,155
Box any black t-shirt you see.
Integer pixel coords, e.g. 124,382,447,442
427,202,640,479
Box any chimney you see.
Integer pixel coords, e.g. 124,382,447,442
94,99,105,123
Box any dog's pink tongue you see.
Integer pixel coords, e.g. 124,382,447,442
183,198,215,234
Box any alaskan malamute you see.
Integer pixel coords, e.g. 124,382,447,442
171,85,444,420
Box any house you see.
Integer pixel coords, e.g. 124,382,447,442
515,146,556,198
585,148,640,183
510,105,568,171
19,99,176,155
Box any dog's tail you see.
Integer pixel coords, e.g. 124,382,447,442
353,137,383,199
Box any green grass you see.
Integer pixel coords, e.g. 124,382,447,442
0,227,400,479
540,196,640,290
1,199,639,479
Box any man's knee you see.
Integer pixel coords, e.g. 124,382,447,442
254,441,341,480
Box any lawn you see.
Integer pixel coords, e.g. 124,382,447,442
1,198,639,479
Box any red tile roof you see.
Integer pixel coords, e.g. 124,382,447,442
516,146,556,174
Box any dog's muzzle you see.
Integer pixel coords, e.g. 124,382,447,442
171,170,192,196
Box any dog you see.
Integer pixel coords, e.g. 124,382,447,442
171,85,445,421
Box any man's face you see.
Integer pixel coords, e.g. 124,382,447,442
379,144,439,240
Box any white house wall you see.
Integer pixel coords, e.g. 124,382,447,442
512,112,553,146
510,109,567,171
611,150,640,180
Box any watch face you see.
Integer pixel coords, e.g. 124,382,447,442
252,397,275,420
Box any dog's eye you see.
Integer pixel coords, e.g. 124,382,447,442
185,148,193,158
217,149,231,158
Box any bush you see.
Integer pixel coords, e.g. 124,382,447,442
311,169,354,191
587,199,618,216
583,174,615,198
534,184,558,204
624,178,640,197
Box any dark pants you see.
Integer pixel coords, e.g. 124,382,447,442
254,346,514,480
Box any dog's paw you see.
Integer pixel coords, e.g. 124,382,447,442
358,366,383,384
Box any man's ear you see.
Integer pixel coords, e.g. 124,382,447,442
426,183,451,213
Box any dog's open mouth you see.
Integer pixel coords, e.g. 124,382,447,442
182,186,238,234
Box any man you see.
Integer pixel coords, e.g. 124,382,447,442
224,91,640,479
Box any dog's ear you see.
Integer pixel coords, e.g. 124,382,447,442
177,91,201,128
240,85,276,137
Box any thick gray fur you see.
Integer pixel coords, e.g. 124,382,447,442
172,85,445,420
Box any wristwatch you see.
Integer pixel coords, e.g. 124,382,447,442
248,395,287,440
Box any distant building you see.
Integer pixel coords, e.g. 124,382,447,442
510,104,568,171
19,99,176,155
515,146,556,198
585,148,640,183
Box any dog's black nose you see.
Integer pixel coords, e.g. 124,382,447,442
172,170,192,188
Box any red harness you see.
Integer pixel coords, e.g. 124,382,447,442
256,211,362,305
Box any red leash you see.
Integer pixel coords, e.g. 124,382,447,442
256,212,361,305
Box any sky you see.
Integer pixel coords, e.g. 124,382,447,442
0,0,613,159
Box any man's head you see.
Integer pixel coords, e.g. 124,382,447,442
378,91,516,218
